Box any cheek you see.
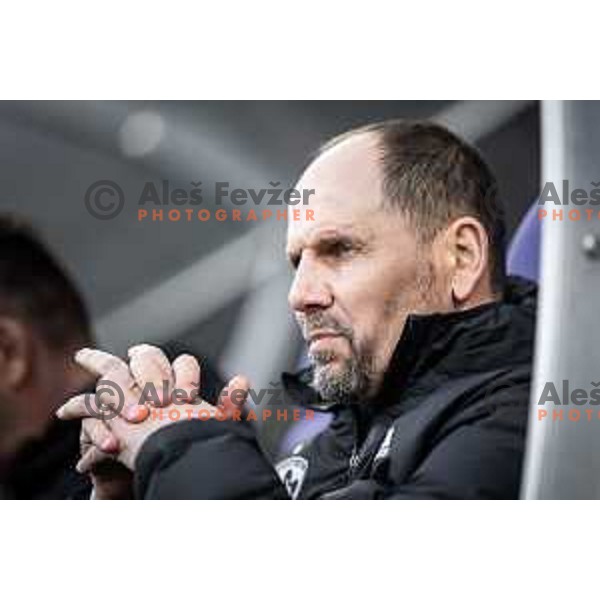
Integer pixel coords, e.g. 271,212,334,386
329,248,421,339
359,302,398,345
340,298,387,357
335,283,414,366
331,277,376,338
331,269,383,325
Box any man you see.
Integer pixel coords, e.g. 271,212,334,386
58,120,536,499
0,215,94,498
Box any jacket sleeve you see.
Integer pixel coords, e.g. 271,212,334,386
134,419,289,499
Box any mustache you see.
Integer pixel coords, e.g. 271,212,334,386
297,311,354,342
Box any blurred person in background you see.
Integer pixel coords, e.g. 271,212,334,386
0,215,94,498
58,120,536,499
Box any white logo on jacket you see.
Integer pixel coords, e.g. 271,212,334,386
276,456,309,499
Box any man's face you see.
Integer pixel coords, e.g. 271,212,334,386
286,133,446,403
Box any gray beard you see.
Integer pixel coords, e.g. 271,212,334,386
308,347,376,405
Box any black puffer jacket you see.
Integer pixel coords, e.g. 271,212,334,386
134,277,536,499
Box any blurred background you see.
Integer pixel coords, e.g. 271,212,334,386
0,101,541,402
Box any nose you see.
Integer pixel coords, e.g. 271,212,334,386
288,256,333,313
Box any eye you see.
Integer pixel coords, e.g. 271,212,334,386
321,238,356,259
331,240,353,255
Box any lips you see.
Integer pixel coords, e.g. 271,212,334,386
308,331,343,345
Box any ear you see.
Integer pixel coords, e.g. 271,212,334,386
0,317,32,393
445,216,490,306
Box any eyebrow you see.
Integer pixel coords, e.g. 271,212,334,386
287,226,370,266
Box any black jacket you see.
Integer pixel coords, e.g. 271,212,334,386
1,418,90,499
134,277,536,500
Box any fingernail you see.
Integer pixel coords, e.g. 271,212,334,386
101,436,116,452
128,344,152,357
126,405,147,421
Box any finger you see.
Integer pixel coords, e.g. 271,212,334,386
57,366,142,422
80,418,112,457
57,393,97,420
172,354,201,403
57,389,147,424
76,445,116,474
218,375,250,417
128,344,174,408
79,418,120,466
75,347,148,421
75,348,129,378
67,378,145,423
101,366,149,423
80,419,93,455
84,418,119,451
